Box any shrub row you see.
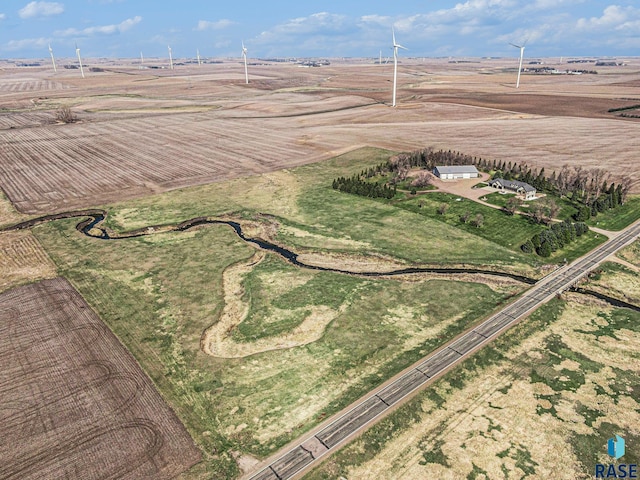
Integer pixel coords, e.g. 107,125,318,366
521,221,589,257
332,175,396,199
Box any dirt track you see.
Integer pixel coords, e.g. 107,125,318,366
0,277,201,479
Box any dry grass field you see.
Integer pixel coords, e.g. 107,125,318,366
1,58,638,214
307,293,640,480
0,277,201,479
0,230,56,293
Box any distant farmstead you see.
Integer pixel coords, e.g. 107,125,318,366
433,165,479,180
489,178,537,200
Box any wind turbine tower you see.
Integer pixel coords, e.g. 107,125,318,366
75,43,85,78
197,49,202,66
168,45,174,70
391,28,407,107
379,50,382,65
48,44,57,73
241,41,248,84
510,41,526,88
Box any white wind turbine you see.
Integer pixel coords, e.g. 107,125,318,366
392,28,407,107
75,43,85,78
168,45,174,70
197,48,202,66
510,41,526,88
241,41,248,84
48,44,57,73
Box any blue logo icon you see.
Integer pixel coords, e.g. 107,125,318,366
597,435,636,478
609,435,626,460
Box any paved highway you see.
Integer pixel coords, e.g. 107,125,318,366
246,220,640,480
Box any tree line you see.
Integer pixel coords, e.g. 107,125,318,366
386,148,631,220
521,220,589,257
332,147,632,226
332,175,396,199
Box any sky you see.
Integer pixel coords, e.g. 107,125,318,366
1,0,639,59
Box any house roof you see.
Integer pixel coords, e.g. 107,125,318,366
434,165,479,174
490,178,536,192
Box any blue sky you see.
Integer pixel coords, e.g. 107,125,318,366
1,1,639,59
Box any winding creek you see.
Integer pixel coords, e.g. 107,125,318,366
3,209,639,315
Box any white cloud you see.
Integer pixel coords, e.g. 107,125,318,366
269,12,348,35
576,5,640,31
0,13,6,20
55,16,141,37
18,1,64,19
196,19,234,31
5,37,49,51
359,14,391,25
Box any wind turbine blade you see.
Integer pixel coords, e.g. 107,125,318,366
396,44,408,50
509,43,521,48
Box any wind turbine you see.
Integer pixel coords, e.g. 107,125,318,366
168,45,174,70
75,43,85,78
510,41,526,88
392,28,407,107
379,50,382,65
241,41,248,84
48,44,57,73
197,48,202,66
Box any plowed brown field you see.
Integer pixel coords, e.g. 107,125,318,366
0,277,201,479
0,58,638,214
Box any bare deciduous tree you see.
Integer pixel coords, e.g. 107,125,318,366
411,171,433,188
531,203,546,224
55,106,77,124
505,196,521,215
546,198,560,221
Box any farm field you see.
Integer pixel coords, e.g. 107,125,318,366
1,58,639,214
1,56,639,479
0,277,201,479
306,291,640,480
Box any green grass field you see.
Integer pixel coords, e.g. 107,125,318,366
394,192,545,251
96,147,556,276
23,147,634,478
34,215,522,478
587,196,640,231
479,191,517,208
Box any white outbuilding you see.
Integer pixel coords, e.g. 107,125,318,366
433,165,479,180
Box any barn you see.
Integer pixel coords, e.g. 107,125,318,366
433,165,479,180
